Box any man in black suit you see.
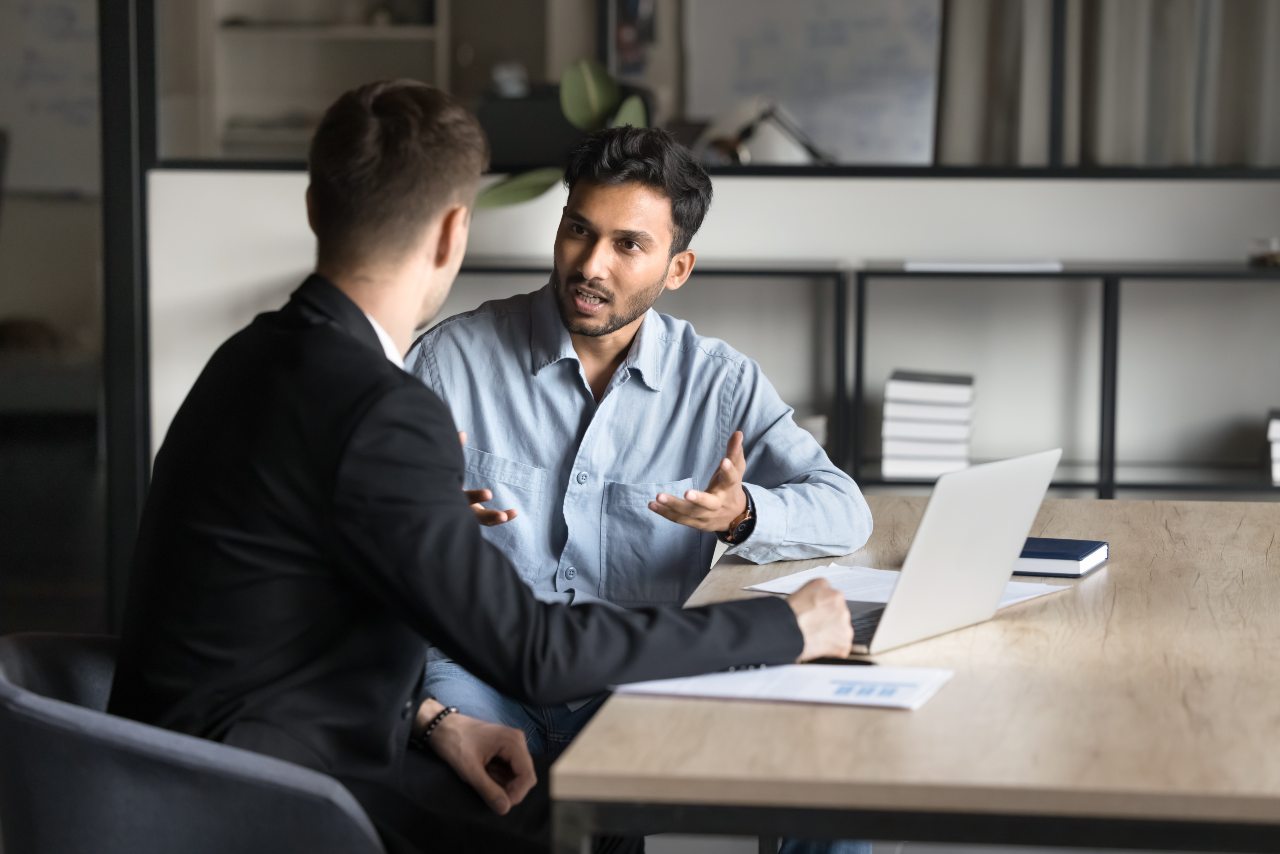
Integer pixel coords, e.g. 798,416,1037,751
109,80,853,853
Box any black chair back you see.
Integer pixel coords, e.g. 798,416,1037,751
0,632,387,854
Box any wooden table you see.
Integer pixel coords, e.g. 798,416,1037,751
551,497,1280,852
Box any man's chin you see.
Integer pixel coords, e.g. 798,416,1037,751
564,318,612,337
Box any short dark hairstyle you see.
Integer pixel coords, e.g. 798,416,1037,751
308,80,489,271
563,127,712,255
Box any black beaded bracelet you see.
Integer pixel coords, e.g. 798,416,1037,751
408,702,459,751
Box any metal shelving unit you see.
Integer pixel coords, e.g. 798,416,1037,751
849,263,1280,498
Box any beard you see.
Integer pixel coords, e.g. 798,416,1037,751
552,262,671,338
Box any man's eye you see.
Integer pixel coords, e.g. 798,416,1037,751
620,240,641,252
568,223,587,236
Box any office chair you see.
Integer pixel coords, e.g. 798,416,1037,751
0,632,387,854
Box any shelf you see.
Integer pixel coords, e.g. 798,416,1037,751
856,461,1279,494
221,126,313,146
1114,464,1280,492
461,257,847,278
219,23,440,41
860,261,1280,281
850,262,1280,499
857,461,1100,490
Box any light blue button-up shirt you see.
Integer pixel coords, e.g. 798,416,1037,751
408,284,872,608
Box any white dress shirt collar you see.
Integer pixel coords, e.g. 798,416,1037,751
362,311,404,369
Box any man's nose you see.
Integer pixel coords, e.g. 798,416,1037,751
578,239,610,282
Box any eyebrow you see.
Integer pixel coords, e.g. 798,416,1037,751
564,211,656,247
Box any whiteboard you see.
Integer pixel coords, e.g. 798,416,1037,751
684,0,942,165
0,0,100,195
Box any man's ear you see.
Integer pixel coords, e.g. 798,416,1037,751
434,204,470,269
304,186,317,237
664,250,696,293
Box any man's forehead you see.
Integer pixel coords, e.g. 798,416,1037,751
566,181,673,235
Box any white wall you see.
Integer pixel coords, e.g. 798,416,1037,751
148,170,1280,468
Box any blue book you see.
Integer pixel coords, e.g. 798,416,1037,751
1013,537,1109,578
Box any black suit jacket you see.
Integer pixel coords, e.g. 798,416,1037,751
109,275,802,783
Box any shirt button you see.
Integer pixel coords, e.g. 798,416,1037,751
575,471,589,485
565,566,578,580
401,700,414,720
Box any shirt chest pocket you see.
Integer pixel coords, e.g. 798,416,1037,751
600,477,707,607
462,447,549,584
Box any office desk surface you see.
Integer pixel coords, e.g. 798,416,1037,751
553,497,1280,834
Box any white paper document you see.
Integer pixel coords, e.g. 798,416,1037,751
616,664,953,710
745,564,1065,609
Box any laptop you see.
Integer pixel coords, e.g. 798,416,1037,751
850,448,1062,654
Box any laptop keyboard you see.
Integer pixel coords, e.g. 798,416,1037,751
850,604,886,643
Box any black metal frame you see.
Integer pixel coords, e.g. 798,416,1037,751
553,799,1280,854
100,0,156,630
1047,0,1067,168
150,160,1280,180
849,264,1280,499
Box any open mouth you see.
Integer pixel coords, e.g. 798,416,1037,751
571,285,609,316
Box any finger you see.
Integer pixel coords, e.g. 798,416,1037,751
456,756,512,815
651,493,712,520
705,456,733,491
647,500,683,523
458,431,467,447
680,489,723,512
471,507,511,526
464,488,493,504
712,456,744,491
497,734,538,806
727,430,746,471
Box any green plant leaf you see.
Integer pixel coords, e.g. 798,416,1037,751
609,94,648,129
474,167,564,209
560,58,620,131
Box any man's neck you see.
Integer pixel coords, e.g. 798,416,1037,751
319,263,427,357
570,314,645,401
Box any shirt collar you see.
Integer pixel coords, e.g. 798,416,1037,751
529,283,579,374
361,311,405,369
623,312,663,391
528,283,663,392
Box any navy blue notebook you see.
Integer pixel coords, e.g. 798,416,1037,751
1013,537,1109,578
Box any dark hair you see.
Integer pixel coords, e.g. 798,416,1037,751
307,80,489,271
563,127,712,255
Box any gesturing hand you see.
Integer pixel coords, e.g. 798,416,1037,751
458,432,518,526
425,707,537,815
648,430,748,533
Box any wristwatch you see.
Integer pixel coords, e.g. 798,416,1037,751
718,487,756,545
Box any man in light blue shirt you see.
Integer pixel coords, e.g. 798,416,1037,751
408,128,872,754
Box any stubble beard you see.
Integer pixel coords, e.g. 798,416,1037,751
552,263,670,338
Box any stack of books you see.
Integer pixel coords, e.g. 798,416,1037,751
1270,409,1280,485
881,370,973,480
